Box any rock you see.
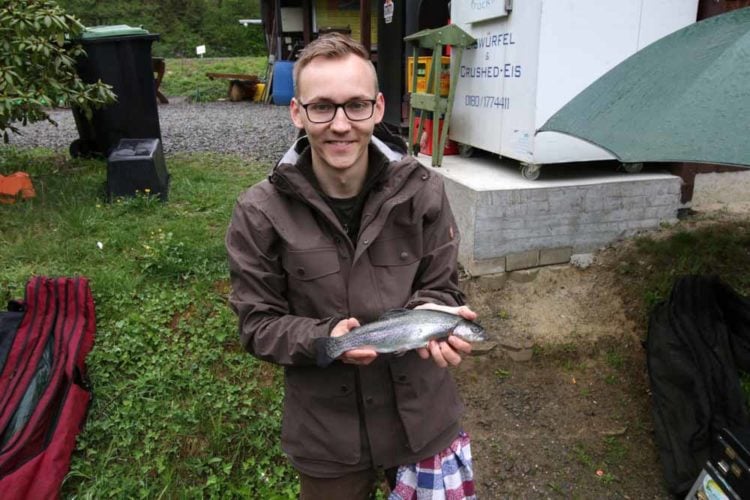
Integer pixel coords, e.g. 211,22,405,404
570,253,594,269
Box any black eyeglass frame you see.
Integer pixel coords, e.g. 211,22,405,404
297,99,378,123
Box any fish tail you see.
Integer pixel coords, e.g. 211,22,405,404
315,337,338,368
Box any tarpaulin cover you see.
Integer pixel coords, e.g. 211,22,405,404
0,277,95,499
647,275,750,495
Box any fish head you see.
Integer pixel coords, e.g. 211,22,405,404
453,320,487,342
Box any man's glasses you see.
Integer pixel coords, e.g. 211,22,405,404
298,99,377,123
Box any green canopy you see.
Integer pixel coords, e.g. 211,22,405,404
539,8,750,167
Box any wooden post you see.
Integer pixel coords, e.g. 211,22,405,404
360,0,371,58
302,0,312,46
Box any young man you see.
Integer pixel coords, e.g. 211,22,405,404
226,33,476,498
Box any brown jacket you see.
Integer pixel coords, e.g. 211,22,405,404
226,135,465,475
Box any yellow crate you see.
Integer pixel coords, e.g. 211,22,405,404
407,56,451,97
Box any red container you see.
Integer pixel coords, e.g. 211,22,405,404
414,117,459,156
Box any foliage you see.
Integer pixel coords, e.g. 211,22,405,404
55,0,267,58
161,56,267,102
0,0,116,141
0,147,298,498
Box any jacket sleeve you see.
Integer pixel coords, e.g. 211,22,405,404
225,195,338,366
406,174,466,309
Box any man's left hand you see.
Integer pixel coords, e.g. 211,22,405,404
414,303,476,368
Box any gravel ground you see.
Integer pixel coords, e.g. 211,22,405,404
5,97,299,166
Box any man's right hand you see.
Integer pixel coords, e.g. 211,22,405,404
331,317,378,366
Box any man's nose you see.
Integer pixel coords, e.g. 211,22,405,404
330,106,351,131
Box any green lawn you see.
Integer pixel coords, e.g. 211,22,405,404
161,56,268,102
0,147,298,498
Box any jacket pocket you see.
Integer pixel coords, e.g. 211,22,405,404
389,353,463,452
281,247,343,317
282,247,340,280
369,235,420,267
368,235,421,309
281,365,361,463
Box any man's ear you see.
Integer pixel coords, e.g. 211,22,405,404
373,92,385,124
290,97,305,129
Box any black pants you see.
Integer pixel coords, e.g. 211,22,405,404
299,467,398,500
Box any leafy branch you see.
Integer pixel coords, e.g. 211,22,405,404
0,0,117,142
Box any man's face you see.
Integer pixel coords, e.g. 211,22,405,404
290,54,385,175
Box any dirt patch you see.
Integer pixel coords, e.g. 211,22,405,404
456,202,750,498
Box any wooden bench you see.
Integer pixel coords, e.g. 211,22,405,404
206,73,260,101
152,57,168,104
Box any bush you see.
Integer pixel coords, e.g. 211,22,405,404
0,0,116,141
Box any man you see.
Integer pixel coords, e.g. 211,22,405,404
226,33,476,499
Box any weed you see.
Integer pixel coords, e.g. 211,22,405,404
573,443,594,467
547,481,565,495
605,348,625,370
599,471,617,484
495,368,511,379
604,436,626,464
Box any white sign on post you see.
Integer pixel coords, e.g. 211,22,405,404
196,45,206,57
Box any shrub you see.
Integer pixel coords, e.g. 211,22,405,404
0,0,116,141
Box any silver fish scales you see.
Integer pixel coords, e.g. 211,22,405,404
315,309,487,367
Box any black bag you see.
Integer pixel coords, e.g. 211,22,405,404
647,275,750,496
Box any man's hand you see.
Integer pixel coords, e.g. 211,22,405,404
331,317,378,366
415,303,476,368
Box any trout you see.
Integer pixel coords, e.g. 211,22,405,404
314,308,487,367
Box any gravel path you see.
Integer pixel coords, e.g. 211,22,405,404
5,97,299,166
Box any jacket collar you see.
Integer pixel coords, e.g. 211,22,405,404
276,133,405,167
268,132,428,249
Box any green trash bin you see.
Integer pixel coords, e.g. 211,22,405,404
70,25,162,158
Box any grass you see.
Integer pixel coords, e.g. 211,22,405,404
616,221,750,309
0,147,298,498
161,56,268,102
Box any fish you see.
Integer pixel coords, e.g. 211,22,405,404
314,308,487,367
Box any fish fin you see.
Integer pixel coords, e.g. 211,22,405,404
378,308,411,320
394,349,409,357
314,337,336,368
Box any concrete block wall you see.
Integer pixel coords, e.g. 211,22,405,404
434,158,683,276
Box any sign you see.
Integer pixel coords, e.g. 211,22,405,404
384,0,394,24
454,0,509,24
196,45,206,57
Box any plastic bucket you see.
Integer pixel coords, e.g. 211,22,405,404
253,83,266,102
272,61,294,106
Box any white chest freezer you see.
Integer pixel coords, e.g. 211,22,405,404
449,0,699,172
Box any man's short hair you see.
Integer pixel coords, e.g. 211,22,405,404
293,33,378,97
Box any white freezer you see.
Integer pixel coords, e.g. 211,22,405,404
449,0,699,167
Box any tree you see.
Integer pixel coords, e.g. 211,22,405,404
0,0,116,142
